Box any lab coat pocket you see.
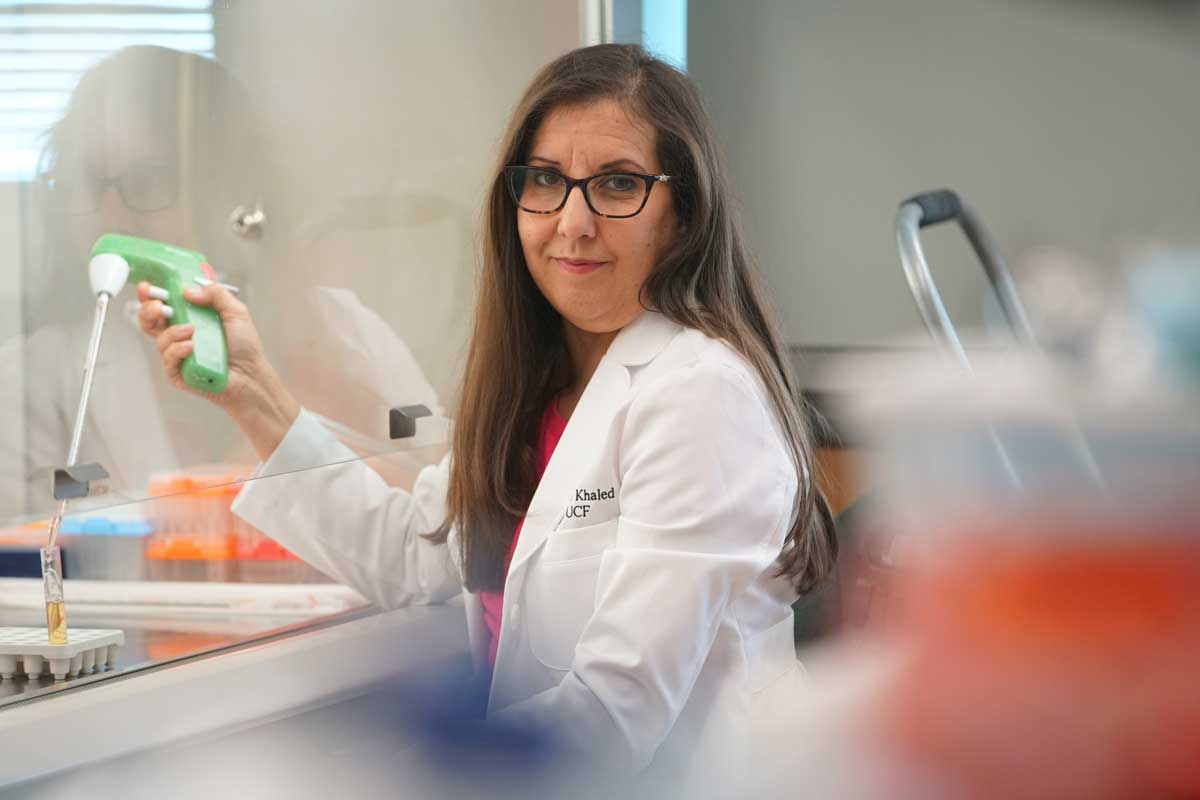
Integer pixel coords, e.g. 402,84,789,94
526,517,618,670
745,616,801,694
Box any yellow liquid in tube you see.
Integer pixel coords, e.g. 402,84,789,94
46,601,67,644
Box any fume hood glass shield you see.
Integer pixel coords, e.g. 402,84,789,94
0,445,470,708
0,3,580,530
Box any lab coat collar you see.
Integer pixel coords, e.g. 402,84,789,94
604,308,683,367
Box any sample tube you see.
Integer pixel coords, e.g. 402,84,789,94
41,546,67,644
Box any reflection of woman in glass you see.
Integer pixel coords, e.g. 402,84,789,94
0,45,438,523
34,47,268,298
0,46,267,522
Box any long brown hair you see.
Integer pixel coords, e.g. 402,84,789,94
432,44,835,595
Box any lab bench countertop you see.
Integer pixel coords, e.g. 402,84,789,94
0,599,469,790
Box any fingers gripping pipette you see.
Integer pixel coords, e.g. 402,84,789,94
91,234,230,392
42,235,230,644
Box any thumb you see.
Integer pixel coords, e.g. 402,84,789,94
182,283,246,322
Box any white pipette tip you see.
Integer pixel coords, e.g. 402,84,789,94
88,253,130,298
193,276,240,295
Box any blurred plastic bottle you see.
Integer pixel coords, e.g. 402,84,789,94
145,472,239,582
60,515,152,580
852,257,1200,799
145,468,329,584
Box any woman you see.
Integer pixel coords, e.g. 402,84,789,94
138,44,835,781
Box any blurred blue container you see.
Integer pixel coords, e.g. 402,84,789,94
61,516,153,580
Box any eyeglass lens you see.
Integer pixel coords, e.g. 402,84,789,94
507,167,649,217
45,162,179,215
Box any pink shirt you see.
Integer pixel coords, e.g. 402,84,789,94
479,397,568,668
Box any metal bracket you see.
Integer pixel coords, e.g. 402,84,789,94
229,201,266,240
389,405,432,440
51,463,110,501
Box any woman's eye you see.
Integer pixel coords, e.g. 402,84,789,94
532,171,564,187
600,175,638,192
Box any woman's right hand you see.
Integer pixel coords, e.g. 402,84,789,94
136,281,254,405
136,280,301,460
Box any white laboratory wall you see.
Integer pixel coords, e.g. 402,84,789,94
688,0,1200,346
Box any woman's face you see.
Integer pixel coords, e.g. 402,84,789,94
517,99,678,335
58,102,197,258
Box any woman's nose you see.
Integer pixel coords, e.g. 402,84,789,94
96,184,137,231
556,185,596,240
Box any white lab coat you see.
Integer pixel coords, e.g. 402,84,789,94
232,309,808,787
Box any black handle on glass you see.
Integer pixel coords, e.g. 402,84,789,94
389,404,432,440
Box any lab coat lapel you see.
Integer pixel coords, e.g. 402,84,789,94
506,357,628,575
505,311,681,577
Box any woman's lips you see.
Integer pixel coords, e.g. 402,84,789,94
553,257,608,275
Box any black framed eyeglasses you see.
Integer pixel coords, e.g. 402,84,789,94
39,162,179,215
503,165,672,219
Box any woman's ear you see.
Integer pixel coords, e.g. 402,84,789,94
669,206,686,236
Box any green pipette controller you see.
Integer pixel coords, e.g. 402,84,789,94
90,233,229,392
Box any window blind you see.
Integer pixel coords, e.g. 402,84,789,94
0,0,214,180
